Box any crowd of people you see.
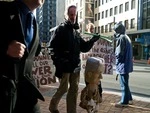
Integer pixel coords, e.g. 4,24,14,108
0,0,133,113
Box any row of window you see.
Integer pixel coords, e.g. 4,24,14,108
95,0,136,21
95,0,112,7
95,18,135,33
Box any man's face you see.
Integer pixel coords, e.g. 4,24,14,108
23,0,45,9
68,7,77,24
90,26,94,33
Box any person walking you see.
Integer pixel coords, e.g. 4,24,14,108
113,22,133,107
0,0,45,113
49,5,99,113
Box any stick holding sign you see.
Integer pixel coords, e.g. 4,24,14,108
84,32,112,43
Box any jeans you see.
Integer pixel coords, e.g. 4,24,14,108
119,74,133,104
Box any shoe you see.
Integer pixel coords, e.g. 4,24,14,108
115,102,128,107
129,100,133,105
49,109,59,113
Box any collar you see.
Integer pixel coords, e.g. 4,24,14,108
16,1,30,16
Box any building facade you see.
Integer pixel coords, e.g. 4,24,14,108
36,0,56,44
66,0,150,60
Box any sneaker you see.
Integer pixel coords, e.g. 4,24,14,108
129,100,133,105
115,102,128,107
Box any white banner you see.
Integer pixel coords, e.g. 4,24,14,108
81,38,114,75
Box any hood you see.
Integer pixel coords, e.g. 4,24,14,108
113,22,125,34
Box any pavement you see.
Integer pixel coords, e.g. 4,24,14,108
38,82,150,113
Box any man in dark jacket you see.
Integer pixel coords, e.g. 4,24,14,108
0,0,45,113
113,22,133,107
49,5,99,113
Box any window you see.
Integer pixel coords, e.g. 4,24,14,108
98,26,100,33
98,12,100,20
131,0,135,9
110,8,113,16
124,20,128,29
131,18,135,28
148,2,150,17
105,10,108,18
98,0,101,6
102,0,104,5
95,27,97,33
119,4,123,13
101,26,104,33
80,0,82,7
105,24,108,33
102,11,104,19
95,13,97,21
80,11,82,19
125,2,129,11
95,0,97,8
114,6,118,15
109,22,113,32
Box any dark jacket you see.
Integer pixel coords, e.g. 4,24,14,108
113,22,133,74
0,1,44,113
50,20,97,78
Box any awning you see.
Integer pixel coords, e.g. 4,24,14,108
127,29,150,35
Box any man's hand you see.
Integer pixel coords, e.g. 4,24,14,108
91,34,100,42
7,40,26,58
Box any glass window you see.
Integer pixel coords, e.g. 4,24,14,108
80,0,82,7
109,22,113,32
131,18,135,28
147,20,150,28
102,0,104,5
110,8,113,16
98,0,101,6
98,12,101,20
95,0,97,8
80,11,82,19
114,6,118,15
98,26,100,33
102,11,104,19
101,26,104,33
105,24,108,33
131,0,135,9
95,27,97,33
124,20,128,29
143,19,146,29
125,2,129,11
119,4,123,13
95,13,97,21
105,10,108,18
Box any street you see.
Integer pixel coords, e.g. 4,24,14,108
79,63,150,101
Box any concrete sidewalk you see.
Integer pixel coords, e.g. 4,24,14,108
38,83,150,113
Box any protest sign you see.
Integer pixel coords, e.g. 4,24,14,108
81,37,114,75
32,54,56,86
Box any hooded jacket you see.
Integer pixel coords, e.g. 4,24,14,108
113,22,133,74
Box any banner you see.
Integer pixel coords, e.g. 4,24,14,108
32,54,56,86
81,37,114,75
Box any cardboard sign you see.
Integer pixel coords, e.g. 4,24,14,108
81,38,114,75
32,54,56,86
